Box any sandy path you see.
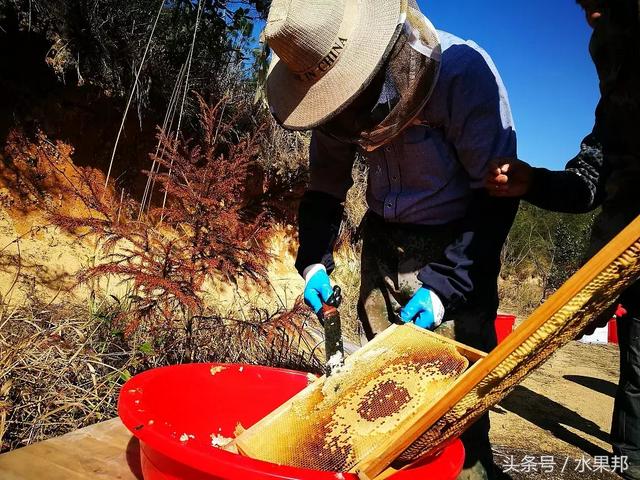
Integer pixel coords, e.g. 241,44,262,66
491,341,622,479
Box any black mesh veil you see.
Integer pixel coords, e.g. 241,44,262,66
319,2,441,151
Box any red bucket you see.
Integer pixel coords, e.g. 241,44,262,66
609,304,627,345
495,314,516,344
119,363,464,480
609,319,619,345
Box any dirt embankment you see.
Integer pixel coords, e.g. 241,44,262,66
0,127,307,311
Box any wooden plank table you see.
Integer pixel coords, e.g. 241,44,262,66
0,418,141,480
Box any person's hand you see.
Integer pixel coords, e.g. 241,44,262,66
399,287,445,330
486,158,534,197
303,264,335,313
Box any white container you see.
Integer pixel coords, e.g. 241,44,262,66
580,326,609,344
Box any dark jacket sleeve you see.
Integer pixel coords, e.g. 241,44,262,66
524,132,608,213
295,190,344,275
294,130,356,276
418,191,520,310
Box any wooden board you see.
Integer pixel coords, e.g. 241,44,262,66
0,418,140,480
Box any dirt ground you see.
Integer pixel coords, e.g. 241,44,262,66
491,340,622,479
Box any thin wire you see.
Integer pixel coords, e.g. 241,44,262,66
103,0,166,191
138,61,186,220
140,63,184,218
147,73,185,214
159,0,204,223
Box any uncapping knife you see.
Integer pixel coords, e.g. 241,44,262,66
318,285,344,377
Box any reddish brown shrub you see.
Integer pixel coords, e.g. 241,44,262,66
49,96,271,345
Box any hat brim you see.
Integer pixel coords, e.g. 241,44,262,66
266,0,409,130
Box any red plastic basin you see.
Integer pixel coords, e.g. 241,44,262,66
118,363,464,480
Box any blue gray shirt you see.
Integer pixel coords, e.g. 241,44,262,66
309,31,517,225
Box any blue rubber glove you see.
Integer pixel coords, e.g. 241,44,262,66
303,264,334,314
399,287,445,330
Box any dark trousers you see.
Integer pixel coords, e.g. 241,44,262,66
585,182,640,473
589,202,640,474
612,288,640,473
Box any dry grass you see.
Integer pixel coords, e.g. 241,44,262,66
330,157,369,343
0,300,133,451
259,120,309,183
498,275,545,319
343,157,368,237
332,243,363,343
252,117,311,223
0,292,322,453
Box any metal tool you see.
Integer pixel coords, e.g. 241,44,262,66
318,285,344,377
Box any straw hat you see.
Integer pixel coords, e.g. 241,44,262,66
264,0,410,130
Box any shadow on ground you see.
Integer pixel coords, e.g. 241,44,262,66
126,437,143,480
564,374,618,398
496,385,611,458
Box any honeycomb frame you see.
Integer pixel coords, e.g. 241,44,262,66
234,325,485,473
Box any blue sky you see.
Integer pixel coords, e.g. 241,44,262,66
417,0,600,169
251,1,600,170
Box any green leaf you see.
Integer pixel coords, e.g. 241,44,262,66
138,342,155,355
119,369,132,382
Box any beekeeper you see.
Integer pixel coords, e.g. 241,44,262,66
263,1,520,478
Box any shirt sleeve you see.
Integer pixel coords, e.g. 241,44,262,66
445,47,517,185
308,130,357,201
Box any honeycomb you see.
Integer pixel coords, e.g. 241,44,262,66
235,324,469,472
